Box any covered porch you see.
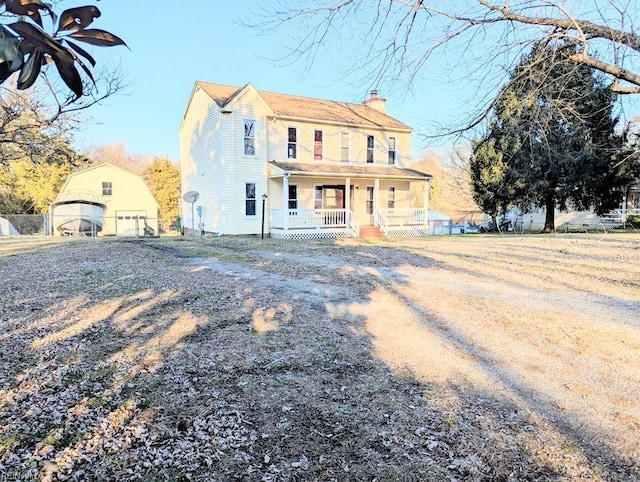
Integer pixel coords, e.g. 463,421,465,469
267,162,432,239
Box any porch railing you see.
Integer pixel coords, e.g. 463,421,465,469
376,208,427,234
271,209,348,230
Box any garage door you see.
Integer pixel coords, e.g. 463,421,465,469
116,211,148,236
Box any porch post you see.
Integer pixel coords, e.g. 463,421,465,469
345,177,351,227
283,173,289,232
423,179,430,233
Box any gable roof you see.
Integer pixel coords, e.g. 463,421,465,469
54,163,159,207
196,81,412,131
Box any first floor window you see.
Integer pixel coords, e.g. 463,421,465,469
367,135,374,163
245,182,256,215
102,181,112,196
288,184,298,209
314,186,323,209
366,186,374,214
314,130,323,160
288,127,297,159
388,137,396,164
244,120,256,156
387,186,396,209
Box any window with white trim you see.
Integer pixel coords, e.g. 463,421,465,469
287,127,297,159
366,186,374,215
314,130,323,160
288,184,298,209
387,186,396,209
340,132,350,162
245,182,256,215
367,135,374,163
314,186,323,209
388,137,396,165
244,120,256,156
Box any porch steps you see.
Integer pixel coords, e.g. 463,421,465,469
359,226,384,237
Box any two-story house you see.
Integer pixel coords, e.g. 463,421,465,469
179,82,432,238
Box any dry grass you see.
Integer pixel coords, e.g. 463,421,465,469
0,233,639,481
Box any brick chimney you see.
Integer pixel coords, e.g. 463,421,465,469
363,89,387,114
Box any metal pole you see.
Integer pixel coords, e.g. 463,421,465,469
191,202,195,237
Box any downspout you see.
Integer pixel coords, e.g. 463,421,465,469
374,178,380,226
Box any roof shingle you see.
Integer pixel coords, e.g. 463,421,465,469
196,81,412,131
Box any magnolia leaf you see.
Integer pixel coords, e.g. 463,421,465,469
74,55,95,84
17,48,43,89
3,0,55,27
57,6,101,33
8,21,67,56
63,38,96,67
0,25,24,82
51,49,83,97
68,29,127,48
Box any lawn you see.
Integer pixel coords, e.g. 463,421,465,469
1,234,639,481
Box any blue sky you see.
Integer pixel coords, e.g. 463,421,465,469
71,1,640,163
72,1,470,162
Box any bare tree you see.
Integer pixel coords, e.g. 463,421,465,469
253,1,640,129
0,64,127,165
83,143,152,176
0,3,127,165
412,148,481,222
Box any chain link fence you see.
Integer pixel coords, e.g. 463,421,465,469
0,215,181,237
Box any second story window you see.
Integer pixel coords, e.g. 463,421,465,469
314,130,323,160
102,181,112,196
244,120,256,156
367,135,374,163
388,137,396,165
340,132,350,162
288,127,297,159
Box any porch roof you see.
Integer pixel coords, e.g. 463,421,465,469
269,161,432,181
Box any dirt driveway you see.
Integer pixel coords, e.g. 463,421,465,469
1,234,639,481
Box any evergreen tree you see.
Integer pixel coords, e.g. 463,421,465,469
470,43,639,232
143,157,181,228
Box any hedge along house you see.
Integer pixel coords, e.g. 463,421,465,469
179,82,432,238
50,163,159,237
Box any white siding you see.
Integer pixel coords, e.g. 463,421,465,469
179,87,224,234
224,88,272,235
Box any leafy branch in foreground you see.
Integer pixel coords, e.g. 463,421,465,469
0,1,126,99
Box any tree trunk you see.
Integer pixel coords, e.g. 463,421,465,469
543,197,555,233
